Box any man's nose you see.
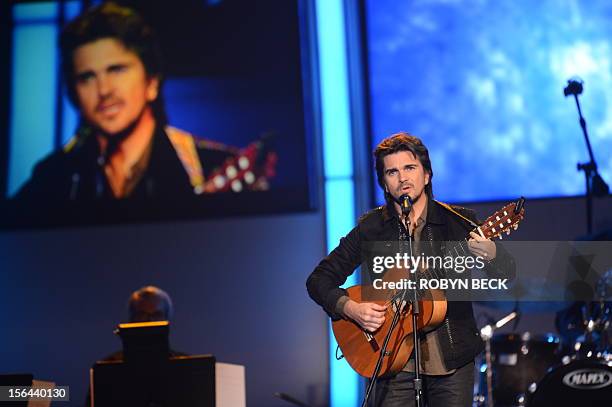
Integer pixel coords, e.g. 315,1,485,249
96,74,113,97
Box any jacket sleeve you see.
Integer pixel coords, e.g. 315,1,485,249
465,208,517,281
13,159,51,202
306,225,362,320
485,240,516,281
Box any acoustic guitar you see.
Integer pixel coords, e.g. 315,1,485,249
332,198,526,378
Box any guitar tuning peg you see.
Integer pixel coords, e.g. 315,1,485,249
499,234,503,240
513,224,518,231
506,230,511,236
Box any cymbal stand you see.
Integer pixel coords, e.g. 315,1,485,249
479,311,519,407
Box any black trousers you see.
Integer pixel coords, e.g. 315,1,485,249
373,361,474,407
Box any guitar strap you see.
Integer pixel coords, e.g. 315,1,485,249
166,126,205,193
435,200,479,228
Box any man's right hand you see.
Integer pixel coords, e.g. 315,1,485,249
343,299,387,332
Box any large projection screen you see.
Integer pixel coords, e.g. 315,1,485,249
1,0,315,228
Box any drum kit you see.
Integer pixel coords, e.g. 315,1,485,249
470,76,611,406
474,296,611,406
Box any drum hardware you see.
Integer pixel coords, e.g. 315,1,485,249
530,278,611,406
475,329,562,407
557,272,611,360
526,358,612,406
475,273,610,406
477,311,519,407
476,299,609,406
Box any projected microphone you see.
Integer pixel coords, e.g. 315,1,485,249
399,194,412,216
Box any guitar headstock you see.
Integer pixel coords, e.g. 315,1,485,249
479,197,525,239
203,137,277,193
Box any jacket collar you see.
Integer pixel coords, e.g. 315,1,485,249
382,196,446,225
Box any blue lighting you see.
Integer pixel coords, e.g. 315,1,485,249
366,0,612,203
64,1,82,20
8,4,59,197
316,0,360,405
61,2,82,145
61,96,79,145
316,0,353,179
325,180,358,407
13,3,58,22
8,1,82,196
324,180,356,254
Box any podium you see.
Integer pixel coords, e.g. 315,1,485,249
215,362,246,407
91,355,245,407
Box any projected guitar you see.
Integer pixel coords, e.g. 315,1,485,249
201,137,277,193
332,197,526,378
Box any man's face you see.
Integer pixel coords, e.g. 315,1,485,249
130,299,166,323
72,38,159,136
382,150,430,204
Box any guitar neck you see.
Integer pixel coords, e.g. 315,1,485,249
404,198,525,282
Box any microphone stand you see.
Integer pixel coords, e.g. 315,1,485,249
406,214,424,407
361,196,417,407
361,288,408,407
273,392,312,407
564,79,609,234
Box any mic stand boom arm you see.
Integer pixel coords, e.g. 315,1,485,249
564,79,609,234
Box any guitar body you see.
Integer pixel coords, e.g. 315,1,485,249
332,285,447,378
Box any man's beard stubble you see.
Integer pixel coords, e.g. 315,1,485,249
93,103,149,158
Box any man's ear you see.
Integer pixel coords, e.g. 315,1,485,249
425,172,430,186
146,76,160,102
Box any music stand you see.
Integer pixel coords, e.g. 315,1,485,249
91,355,216,407
91,321,216,407
0,374,32,407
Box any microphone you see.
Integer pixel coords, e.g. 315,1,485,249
399,194,412,216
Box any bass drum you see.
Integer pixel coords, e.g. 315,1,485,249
527,358,612,407
488,333,561,406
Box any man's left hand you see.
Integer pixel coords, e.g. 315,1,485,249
467,231,496,261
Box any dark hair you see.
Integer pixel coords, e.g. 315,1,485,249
60,2,166,125
128,285,173,322
373,132,434,199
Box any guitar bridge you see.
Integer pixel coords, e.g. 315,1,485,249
363,331,380,352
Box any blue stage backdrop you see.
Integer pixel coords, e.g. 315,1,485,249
365,0,612,204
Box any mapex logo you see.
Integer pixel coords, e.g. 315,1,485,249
562,369,612,390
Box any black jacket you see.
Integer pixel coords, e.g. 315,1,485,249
14,126,233,202
306,198,515,370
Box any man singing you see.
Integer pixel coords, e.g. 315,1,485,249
307,133,515,406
